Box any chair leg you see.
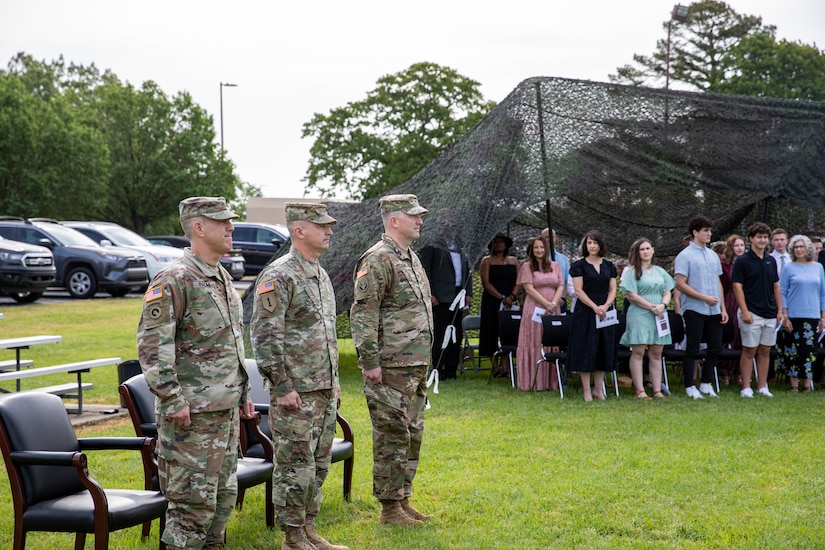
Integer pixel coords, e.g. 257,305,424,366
509,354,516,389
714,365,720,394
613,370,620,397
555,360,563,399
343,455,353,502
142,520,151,540
75,532,86,550
266,479,275,528
236,488,246,511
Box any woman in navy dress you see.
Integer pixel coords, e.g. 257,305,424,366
567,229,617,401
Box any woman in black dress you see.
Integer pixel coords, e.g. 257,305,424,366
479,233,520,376
568,229,618,401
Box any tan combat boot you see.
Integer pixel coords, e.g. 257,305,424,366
379,499,423,526
305,517,350,550
282,525,317,550
400,498,433,522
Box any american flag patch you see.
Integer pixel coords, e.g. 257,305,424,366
144,286,163,302
257,280,275,295
356,266,369,279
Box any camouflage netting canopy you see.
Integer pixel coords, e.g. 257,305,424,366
272,76,825,314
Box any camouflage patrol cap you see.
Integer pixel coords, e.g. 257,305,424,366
285,202,337,225
179,196,239,223
379,194,428,216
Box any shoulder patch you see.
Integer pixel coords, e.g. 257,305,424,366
356,266,369,280
257,279,276,295
144,286,163,302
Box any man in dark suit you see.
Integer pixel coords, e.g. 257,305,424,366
419,234,472,379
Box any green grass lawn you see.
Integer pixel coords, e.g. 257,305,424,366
1,299,824,548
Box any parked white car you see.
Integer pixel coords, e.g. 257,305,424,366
62,221,183,280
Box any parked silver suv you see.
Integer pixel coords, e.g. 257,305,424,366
0,236,56,303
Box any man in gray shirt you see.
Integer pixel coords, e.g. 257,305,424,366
673,215,729,399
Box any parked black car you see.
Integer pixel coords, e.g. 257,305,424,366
0,236,56,303
230,222,289,276
146,235,246,280
0,218,149,299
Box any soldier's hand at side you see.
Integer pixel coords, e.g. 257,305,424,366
363,367,382,384
276,390,302,410
169,405,191,428
239,398,255,419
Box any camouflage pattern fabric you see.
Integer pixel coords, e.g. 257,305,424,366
250,247,339,529
269,390,336,528
137,249,248,549
350,234,433,500
157,409,239,549
364,366,428,500
350,234,434,372
251,248,339,396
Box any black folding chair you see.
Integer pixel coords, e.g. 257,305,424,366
533,315,572,398
489,310,521,388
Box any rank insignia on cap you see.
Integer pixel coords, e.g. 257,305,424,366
356,266,369,280
144,286,163,302
257,280,275,295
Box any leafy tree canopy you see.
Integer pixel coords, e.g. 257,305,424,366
0,53,258,234
302,62,495,200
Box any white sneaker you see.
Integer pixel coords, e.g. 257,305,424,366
698,383,718,397
757,386,774,397
685,386,704,399
740,387,754,398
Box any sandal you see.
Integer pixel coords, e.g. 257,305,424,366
790,386,799,393
803,386,812,393
636,390,652,400
653,391,665,399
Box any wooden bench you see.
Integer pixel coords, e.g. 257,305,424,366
0,357,121,414
0,359,34,372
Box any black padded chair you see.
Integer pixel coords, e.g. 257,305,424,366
533,315,573,398
661,311,722,393
242,358,355,501
0,392,168,550
489,310,521,388
118,373,274,529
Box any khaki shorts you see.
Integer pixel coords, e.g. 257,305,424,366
738,311,778,348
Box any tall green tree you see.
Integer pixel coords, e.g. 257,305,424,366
302,62,495,200
610,1,769,91
715,33,825,101
1,53,254,233
94,76,240,234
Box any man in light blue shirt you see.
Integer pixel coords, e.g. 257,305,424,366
674,215,729,399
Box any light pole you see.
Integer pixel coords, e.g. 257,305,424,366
219,82,238,150
665,4,689,121
666,4,690,93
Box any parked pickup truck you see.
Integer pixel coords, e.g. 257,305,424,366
0,236,56,303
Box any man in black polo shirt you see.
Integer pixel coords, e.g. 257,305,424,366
731,222,783,398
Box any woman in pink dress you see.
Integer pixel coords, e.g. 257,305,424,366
516,236,564,391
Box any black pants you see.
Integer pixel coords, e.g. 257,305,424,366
682,310,723,388
431,302,463,379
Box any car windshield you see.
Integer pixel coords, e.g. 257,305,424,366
38,223,99,246
97,225,152,246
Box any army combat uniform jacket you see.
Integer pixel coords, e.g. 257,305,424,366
137,249,249,417
250,247,339,397
350,234,434,370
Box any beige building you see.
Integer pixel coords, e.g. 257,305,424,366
245,197,356,225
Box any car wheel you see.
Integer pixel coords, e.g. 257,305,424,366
10,291,43,304
108,288,130,298
66,267,96,299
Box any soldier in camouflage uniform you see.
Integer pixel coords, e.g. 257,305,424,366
350,194,435,526
250,203,348,550
137,197,255,550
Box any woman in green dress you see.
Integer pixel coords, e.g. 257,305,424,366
620,238,675,399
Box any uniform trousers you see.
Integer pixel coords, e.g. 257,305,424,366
270,389,336,529
364,365,428,501
157,408,239,550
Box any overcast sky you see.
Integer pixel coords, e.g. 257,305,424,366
2,1,823,200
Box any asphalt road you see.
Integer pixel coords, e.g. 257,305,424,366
0,279,253,306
